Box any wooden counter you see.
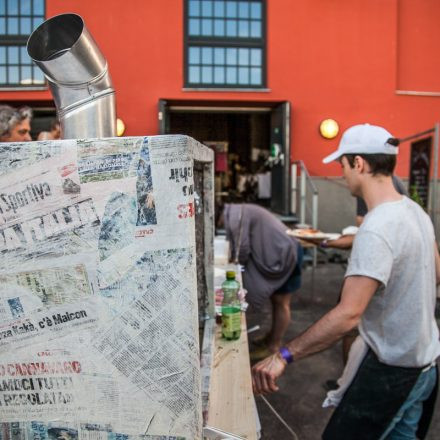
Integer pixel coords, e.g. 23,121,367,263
205,313,258,439
201,250,259,439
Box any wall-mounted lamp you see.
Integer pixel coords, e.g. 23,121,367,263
319,119,339,139
116,118,125,136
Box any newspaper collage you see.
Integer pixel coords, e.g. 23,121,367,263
0,135,213,440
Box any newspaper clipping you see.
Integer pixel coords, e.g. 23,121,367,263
0,135,209,440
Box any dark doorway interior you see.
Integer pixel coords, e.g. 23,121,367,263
160,99,291,215
31,107,57,140
1,100,56,141
168,110,272,206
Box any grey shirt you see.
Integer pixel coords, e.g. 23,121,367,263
224,203,299,309
346,197,440,367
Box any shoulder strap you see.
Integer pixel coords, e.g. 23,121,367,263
233,205,244,264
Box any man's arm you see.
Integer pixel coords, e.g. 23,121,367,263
323,234,354,250
252,275,379,394
320,214,364,250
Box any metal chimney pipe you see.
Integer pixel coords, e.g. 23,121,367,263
27,13,116,139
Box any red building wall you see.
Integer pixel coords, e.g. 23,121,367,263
1,0,440,177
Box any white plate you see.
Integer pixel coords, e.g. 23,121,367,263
286,229,341,241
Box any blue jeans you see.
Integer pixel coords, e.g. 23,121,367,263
274,245,304,294
380,365,437,440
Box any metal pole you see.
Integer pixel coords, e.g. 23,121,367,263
432,123,440,236
312,192,319,267
399,128,435,143
312,193,318,229
300,165,306,225
291,163,297,214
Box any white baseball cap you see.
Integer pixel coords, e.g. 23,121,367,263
322,123,398,164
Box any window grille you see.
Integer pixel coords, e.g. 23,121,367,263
0,0,45,88
185,0,266,88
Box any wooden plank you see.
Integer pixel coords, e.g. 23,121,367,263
207,313,258,439
201,317,217,422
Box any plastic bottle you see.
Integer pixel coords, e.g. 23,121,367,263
221,270,241,340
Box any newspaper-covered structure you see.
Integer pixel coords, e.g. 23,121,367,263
0,135,214,440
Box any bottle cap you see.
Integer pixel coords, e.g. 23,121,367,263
226,270,236,279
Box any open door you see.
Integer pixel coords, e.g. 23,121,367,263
158,99,170,134
270,101,291,215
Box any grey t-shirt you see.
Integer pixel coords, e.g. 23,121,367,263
346,197,440,367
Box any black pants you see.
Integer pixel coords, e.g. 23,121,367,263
322,350,437,440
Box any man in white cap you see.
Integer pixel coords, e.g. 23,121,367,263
252,123,440,439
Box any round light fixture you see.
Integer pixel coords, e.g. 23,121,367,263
319,119,339,139
116,118,125,137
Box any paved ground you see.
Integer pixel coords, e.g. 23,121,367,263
247,260,440,440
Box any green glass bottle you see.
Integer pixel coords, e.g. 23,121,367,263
221,270,241,340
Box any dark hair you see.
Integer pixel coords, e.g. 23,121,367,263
0,105,32,138
343,138,399,176
343,153,396,176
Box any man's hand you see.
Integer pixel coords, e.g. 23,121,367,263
252,352,286,395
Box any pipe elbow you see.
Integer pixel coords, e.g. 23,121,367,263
27,14,116,139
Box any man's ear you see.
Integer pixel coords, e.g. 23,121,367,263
354,155,367,173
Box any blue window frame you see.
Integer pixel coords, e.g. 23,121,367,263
0,0,45,88
185,0,266,88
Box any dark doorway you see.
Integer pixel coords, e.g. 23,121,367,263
31,106,57,140
170,110,270,205
158,100,291,215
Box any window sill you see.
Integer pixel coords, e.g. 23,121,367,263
183,87,271,92
0,85,48,91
